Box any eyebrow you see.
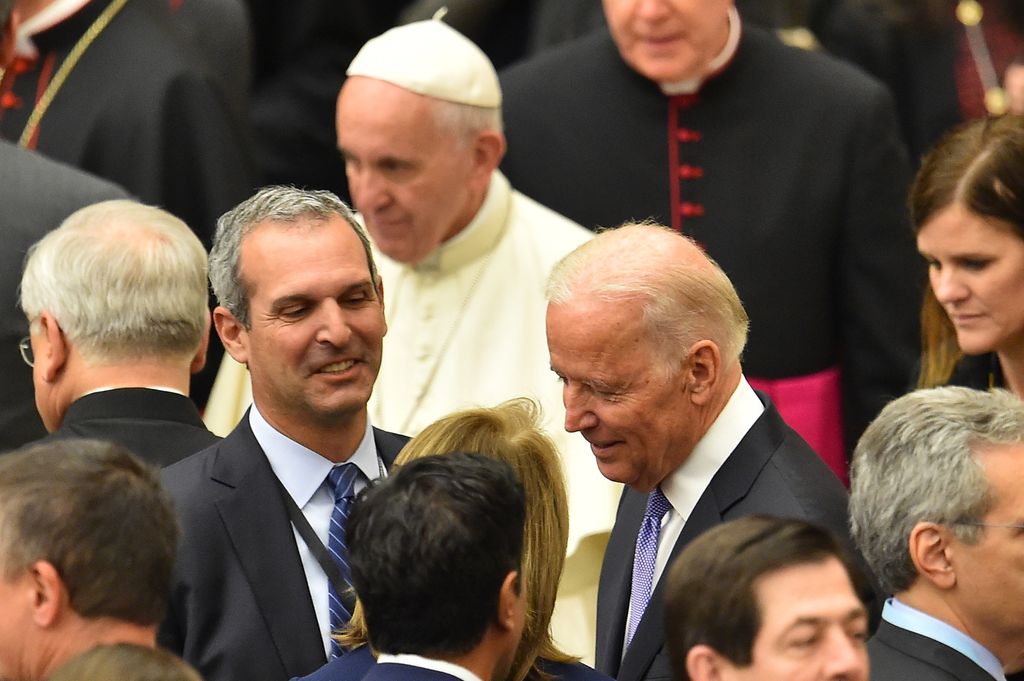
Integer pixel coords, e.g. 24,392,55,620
787,607,868,629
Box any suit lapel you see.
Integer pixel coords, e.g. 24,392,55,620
596,488,644,675
210,421,326,676
615,393,783,681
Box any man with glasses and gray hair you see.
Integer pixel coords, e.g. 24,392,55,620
850,386,1024,681
18,199,218,465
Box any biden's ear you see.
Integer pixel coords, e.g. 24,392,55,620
683,340,722,405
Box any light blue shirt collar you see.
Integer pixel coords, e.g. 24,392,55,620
249,405,382,507
883,598,1006,681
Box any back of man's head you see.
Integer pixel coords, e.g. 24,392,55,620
850,387,1024,596
19,200,209,365
665,516,868,681
347,452,525,659
0,438,178,627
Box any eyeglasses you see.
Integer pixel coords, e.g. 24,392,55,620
18,336,33,367
952,520,1024,531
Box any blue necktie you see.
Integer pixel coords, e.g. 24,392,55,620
326,463,362,658
626,487,673,647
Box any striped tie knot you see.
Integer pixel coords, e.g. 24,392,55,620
327,463,362,504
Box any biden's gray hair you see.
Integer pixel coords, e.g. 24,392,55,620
850,387,1024,595
209,186,375,328
545,222,748,375
20,200,208,364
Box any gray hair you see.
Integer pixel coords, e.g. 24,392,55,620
545,222,748,374
19,200,209,364
209,186,376,328
850,387,1024,595
430,98,503,144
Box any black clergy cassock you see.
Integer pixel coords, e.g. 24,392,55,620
500,24,923,456
0,0,255,249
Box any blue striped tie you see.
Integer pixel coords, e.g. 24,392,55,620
326,463,362,658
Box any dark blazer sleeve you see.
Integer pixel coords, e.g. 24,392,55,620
159,423,326,681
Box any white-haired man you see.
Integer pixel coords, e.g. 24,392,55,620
19,200,218,465
546,222,859,681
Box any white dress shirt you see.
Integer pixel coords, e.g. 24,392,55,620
624,376,764,652
377,654,484,681
250,405,384,659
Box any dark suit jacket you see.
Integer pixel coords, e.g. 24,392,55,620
158,416,407,681
361,664,460,681
0,142,128,454
868,619,996,681
294,645,613,681
42,388,219,467
595,392,854,681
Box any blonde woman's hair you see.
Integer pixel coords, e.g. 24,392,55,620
336,398,576,681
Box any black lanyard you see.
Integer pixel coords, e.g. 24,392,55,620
271,457,386,613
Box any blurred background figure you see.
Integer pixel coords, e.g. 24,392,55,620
50,644,203,681
0,0,129,453
296,399,611,681
846,0,1024,160
910,115,1024,397
665,516,869,681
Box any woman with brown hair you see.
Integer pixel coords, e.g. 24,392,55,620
912,114,1024,396
295,398,610,681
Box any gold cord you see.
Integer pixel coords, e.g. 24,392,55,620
16,0,131,148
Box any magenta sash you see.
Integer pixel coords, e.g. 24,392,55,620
748,366,846,485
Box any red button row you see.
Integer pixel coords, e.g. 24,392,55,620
677,128,702,142
680,202,705,217
1,91,22,109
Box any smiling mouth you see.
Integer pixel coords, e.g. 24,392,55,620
319,360,356,373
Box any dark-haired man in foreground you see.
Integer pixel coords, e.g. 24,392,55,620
665,516,869,681
347,452,527,681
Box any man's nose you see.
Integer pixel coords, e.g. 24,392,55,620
563,385,598,433
315,301,354,347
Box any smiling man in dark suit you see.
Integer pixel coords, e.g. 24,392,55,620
851,387,1024,681
545,222,856,681
19,200,218,465
159,186,407,681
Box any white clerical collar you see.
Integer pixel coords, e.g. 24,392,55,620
407,171,511,275
659,6,742,95
377,654,484,681
15,0,92,58
249,404,381,508
661,375,763,522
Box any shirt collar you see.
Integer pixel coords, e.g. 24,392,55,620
14,0,92,58
400,171,511,275
659,6,742,95
883,598,1006,681
661,375,763,521
249,404,381,508
376,654,484,681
